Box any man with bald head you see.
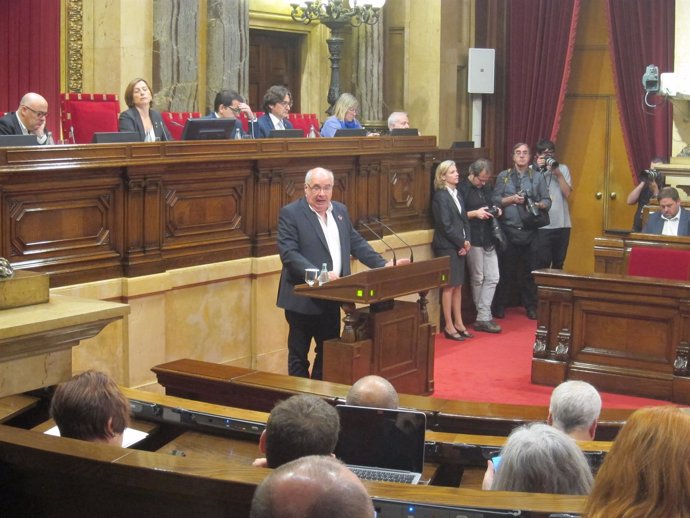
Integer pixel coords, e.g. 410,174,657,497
250,455,374,518
277,167,399,380
0,92,50,144
345,375,399,409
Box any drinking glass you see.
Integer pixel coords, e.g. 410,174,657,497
304,268,319,287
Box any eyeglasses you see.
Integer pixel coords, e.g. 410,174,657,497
22,105,48,118
277,100,293,108
306,184,333,194
225,105,242,114
347,107,358,113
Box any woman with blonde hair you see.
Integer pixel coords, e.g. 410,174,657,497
583,406,690,518
321,93,366,137
431,160,472,341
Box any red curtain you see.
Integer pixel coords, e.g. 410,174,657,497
505,0,580,159
0,0,61,136
605,0,674,180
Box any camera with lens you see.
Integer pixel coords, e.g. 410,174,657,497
544,157,559,169
485,206,507,251
486,206,500,218
517,190,540,217
639,168,659,182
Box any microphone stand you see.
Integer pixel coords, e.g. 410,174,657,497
371,217,414,263
360,220,397,266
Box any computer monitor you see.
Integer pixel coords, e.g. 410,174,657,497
181,118,235,141
268,129,304,138
389,128,419,136
0,135,39,147
92,132,141,143
334,128,368,137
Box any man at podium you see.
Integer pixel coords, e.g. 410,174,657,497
276,167,394,379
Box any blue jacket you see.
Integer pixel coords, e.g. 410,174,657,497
642,207,690,236
255,113,294,139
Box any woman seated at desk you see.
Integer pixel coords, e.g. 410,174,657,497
321,93,376,137
118,77,172,142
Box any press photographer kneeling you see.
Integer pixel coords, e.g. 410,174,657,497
491,143,551,321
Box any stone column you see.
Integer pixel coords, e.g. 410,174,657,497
206,0,249,114
153,0,200,111
354,20,384,123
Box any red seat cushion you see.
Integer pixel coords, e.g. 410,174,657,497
161,112,201,140
60,93,121,144
627,247,690,281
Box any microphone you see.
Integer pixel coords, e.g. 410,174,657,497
359,220,397,266
167,119,184,128
69,126,75,145
371,217,414,263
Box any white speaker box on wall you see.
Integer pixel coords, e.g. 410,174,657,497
468,48,495,94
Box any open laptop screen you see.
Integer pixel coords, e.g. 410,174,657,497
334,405,426,473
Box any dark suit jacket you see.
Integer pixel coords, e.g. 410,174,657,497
255,113,294,139
642,207,690,236
431,188,470,251
0,112,22,135
276,197,386,315
118,107,172,141
202,112,245,137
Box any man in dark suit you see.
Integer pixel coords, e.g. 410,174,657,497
277,167,391,379
642,187,690,236
0,92,50,144
255,85,295,138
204,89,256,138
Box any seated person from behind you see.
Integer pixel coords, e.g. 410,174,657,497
250,455,375,518
626,157,665,231
255,85,295,138
253,394,339,468
583,406,690,518
482,422,593,495
547,380,601,441
0,92,50,144
387,111,410,130
321,93,377,137
205,89,256,137
345,375,399,409
49,370,130,447
641,186,690,236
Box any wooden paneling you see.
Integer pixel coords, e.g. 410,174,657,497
0,138,476,286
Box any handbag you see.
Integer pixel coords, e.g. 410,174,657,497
517,203,550,229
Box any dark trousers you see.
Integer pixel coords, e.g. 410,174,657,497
536,227,571,269
493,229,539,311
285,307,341,380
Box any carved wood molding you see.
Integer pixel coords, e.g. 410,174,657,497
67,0,84,93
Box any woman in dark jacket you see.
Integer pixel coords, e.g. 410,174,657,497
432,160,472,341
118,77,172,142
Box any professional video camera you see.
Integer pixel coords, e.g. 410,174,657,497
517,190,540,217
639,168,659,182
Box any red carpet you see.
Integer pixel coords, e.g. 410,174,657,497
432,307,672,409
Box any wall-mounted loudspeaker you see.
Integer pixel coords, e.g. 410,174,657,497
467,48,495,94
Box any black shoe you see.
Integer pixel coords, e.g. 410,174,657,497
492,306,505,319
455,327,474,338
474,320,502,333
526,307,537,320
442,329,465,341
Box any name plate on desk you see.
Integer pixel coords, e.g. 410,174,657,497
0,270,49,310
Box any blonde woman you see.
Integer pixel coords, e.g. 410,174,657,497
321,93,366,137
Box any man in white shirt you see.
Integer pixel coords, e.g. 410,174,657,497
642,187,690,236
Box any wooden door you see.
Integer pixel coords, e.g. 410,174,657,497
248,30,302,112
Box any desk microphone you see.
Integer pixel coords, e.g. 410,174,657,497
360,220,397,266
69,126,75,144
371,217,414,263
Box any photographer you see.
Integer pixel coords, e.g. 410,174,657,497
492,143,551,320
459,158,503,333
533,139,572,270
626,157,665,232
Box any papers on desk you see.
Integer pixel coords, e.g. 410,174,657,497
44,425,148,448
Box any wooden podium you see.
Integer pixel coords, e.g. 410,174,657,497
294,257,449,395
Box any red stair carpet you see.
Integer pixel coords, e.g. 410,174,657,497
432,307,672,409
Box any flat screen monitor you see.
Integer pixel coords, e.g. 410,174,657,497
389,128,419,136
181,118,235,141
268,129,304,138
0,135,39,147
334,128,368,137
92,131,141,143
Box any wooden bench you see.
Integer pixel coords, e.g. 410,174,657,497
152,358,631,440
0,394,39,424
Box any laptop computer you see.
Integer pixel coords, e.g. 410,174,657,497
268,129,303,138
92,131,141,143
334,128,368,137
389,128,419,136
335,404,426,484
0,134,39,147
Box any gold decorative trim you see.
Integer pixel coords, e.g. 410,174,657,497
67,0,83,93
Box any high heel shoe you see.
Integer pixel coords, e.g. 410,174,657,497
454,326,474,338
443,329,465,341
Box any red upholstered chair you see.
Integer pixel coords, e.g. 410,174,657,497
161,111,201,140
627,246,690,281
60,93,121,144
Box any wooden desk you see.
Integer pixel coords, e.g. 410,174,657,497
594,234,690,274
533,269,690,403
153,358,631,440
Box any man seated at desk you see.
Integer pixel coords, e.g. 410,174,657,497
0,92,50,144
205,89,256,138
345,375,399,409
642,187,690,236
